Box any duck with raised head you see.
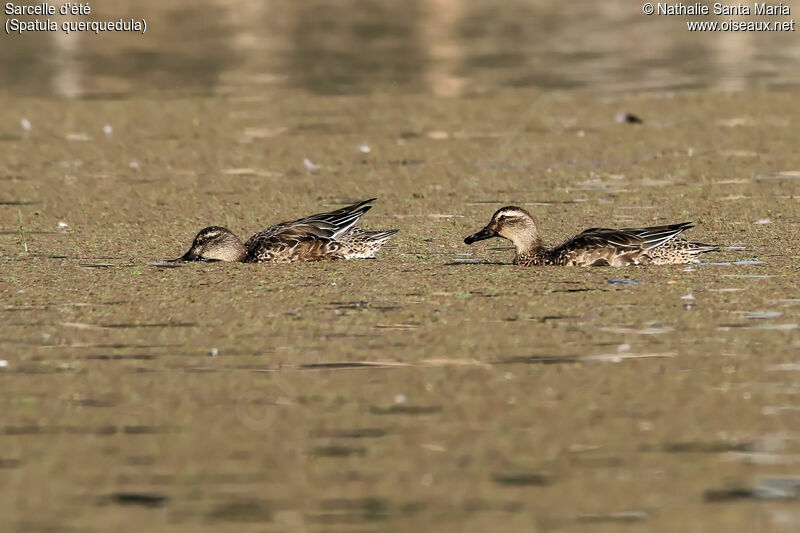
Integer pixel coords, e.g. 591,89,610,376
464,206,719,266
176,199,398,263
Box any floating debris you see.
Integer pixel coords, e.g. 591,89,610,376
128,160,140,169
209,347,219,357
358,144,371,153
57,221,69,228
20,118,31,131
103,124,113,136
0,360,8,368
605,279,641,285
754,218,772,225
303,158,322,172
615,111,643,124
105,492,169,508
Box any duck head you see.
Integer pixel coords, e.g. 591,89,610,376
176,226,247,262
464,206,543,253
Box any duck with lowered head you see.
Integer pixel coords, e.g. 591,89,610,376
175,198,398,263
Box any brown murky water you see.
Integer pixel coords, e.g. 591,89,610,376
2,88,799,532
2,1,800,532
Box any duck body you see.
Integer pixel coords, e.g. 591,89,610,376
177,199,398,263
465,206,719,266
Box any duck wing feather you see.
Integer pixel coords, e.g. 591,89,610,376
558,222,695,252
243,199,377,261
245,199,375,244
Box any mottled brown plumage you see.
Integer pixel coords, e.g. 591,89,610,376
464,206,719,266
175,199,397,263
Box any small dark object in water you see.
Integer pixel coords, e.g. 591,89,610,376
107,492,169,508
616,112,643,124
